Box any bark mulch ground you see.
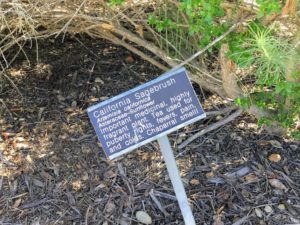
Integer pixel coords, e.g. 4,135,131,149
0,35,299,225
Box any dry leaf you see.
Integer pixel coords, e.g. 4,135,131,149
135,25,144,37
244,174,259,183
136,211,152,225
13,142,30,150
206,172,214,178
190,178,200,185
104,170,117,179
26,155,33,164
40,171,54,180
72,180,82,191
268,153,281,162
269,179,288,191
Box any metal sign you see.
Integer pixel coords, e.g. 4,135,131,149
87,67,206,159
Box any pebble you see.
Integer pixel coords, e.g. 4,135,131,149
136,211,152,225
277,204,285,210
255,208,263,218
264,205,273,213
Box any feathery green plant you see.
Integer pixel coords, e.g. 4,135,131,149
231,24,300,138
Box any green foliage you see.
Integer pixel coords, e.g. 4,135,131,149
148,0,228,50
147,0,299,138
230,24,293,84
231,24,300,138
256,0,282,16
108,0,125,6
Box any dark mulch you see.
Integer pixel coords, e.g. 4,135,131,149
0,35,299,225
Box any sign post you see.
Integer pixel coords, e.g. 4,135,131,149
157,135,196,225
87,67,205,224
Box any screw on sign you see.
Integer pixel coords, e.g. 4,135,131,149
87,67,206,225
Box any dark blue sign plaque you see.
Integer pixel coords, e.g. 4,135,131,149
87,67,206,159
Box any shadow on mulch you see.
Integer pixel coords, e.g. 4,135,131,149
0,35,299,225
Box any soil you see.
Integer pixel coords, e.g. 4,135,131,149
0,35,299,225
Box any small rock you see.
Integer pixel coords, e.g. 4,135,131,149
216,115,223,120
255,208,263,218
264,205,273,213
125,55,134,63
277,204,285,210
269,179,288,191
136,211,152,225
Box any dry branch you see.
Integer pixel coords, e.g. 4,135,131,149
178,109,243,149
0,0,227,97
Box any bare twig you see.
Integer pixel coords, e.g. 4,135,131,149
85,205,91,225
0,98,13,118
55,0,87,40
153,190,177,201
117,163,134,194
205,105,238,117
232,215,249,225
178,109,243,149
173,23,239,71
149,189,170,217
19,197,48,209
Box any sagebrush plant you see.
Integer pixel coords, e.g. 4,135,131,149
148,0,228,57
230,24,300,138
147,1,299,138
256,0,282,16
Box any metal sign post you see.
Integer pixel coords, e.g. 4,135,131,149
157,135,196,225
87,67,206,224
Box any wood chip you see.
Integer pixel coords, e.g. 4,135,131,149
33,179,44,188
13,198,22,208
